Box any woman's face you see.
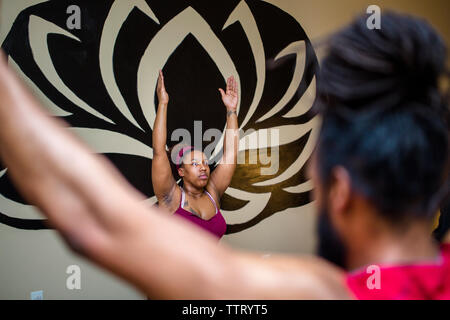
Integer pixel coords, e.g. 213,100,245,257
179,150,210,188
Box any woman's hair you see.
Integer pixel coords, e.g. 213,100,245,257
315,12,450,223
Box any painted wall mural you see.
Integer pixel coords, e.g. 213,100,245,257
0,0,318,234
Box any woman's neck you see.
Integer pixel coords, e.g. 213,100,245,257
182,182,204,199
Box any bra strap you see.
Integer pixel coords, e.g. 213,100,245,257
180,188,185,209
205,190,218,214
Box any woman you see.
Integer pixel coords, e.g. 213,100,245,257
151,70,239,239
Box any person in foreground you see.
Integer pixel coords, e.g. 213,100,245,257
0,12,449,300
151,71,239,239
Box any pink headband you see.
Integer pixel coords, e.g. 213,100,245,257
176,146,194,170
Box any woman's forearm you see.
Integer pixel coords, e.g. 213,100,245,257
153,103,168,155
222,111,239,165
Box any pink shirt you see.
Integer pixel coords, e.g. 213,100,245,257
174,188,227,239
347,244,450,300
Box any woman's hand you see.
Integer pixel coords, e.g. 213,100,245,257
157,70,169,105
219,76,238,112
209,76,239,198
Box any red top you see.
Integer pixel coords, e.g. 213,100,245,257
346,244,450,300
174,188,227,239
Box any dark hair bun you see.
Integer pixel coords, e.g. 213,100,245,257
315,12,449,219
318,11,448,116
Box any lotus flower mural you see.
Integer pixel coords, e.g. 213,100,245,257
0,0,319,234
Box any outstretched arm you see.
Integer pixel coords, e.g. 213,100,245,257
0,54,349,299
208,76,239,198
152,70,177,209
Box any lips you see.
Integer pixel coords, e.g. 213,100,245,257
199,174,208,180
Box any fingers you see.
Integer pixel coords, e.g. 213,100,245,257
225,76,238,95
228,76,233,94
221,76,239,99
228,76,237,95
226,77,231,93
232,76,237,94
158,70,165,90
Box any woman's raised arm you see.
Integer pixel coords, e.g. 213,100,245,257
152,71,178,209
208,76,239,198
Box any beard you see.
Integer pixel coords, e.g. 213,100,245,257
317,207,348,270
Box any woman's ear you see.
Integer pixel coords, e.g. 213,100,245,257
328,166,352,216
178,167,185,177
326,166,352,243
